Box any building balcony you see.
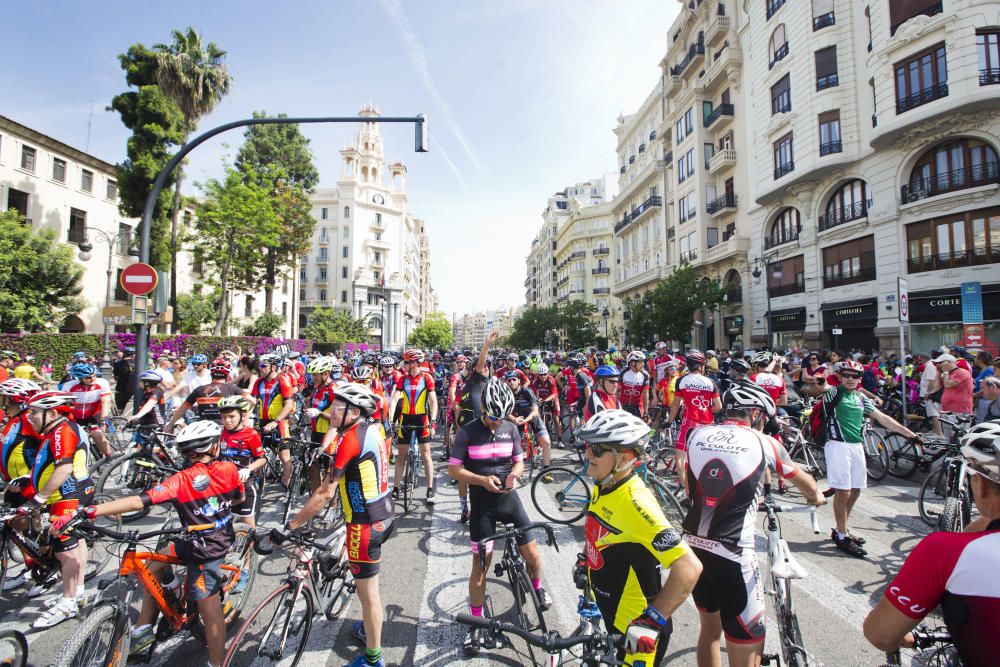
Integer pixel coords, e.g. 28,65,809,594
570,250,585,260
900,163,999,204
890,1,942,36
592,267,610,275
702,47,741,93
557,295,569,304
593,247,610,256
665,74,682,95
317,236,329,245
593,287,611,295
907,247,1000,273
764,227,800,250
773,160,795,180
704,235,749,264
315,256,329,265
813,11,835,31
706,193,738,216
981,68,1000,86
670,41,705,78
816,73,839,91
708,149,737,175
896,83,949,114
823,266,876,289
706,14,730,46
818,200,870,232
768,283,805,298
365,237,391,251
819,140,843,157
615,195,662,233
667,226,676,239
704,103,734,128
679,249,700,264
768,44,788,70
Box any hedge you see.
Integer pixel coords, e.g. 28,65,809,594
0,333,313,371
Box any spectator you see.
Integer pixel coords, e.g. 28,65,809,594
975,376,1000,423
40,357,53,381
112,348,136,413
919,352,944,437
937,354,973,415
973,351,995,393
13,355,46,383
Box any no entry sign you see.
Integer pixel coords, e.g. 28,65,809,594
120,263,158,296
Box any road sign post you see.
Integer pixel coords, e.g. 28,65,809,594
898,277,909,421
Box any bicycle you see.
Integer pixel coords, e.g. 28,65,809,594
52,518,256,667
0,629,27,667
881,625,959,666
95,427,183,523
456,613,622,667
780,417,827,479
531,445,591,524
758,495,820,667
861,420,890,482
223,525,355,667
396,424,424,514
886,413,973,479
519,421,541,482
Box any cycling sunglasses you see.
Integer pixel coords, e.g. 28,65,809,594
839,372,862,380
584,441,614,457
484,413,505,422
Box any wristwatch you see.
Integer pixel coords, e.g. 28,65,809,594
642,605,668,628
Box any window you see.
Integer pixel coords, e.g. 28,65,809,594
343,206,350,218
769,24,789,69
6,188,29,218
81,169,93,192
894,43,948,113
812,0,835,30
686,148,695,178
52,158,66,183
820,180,870,230
890,0,944,36
771,74,791,114
321,207,328,220
318,247,328,261
678,154,688,183
768,254,805,297
319,289,327,302
978,30,1000,85
117,223,132,254
319,267,327,281
341,290,348,303
68,208,86,244
283,303,287,319
815,46,839,90
818,111,842,156
375,212,382,225
767,208,801,249
299,288,306,301
245,296,253,318
773,133,794,179
342,266,348,279
106,179,117,200
906,206,1000,271
114,269,129,301
684,108,693,136
823,235,876,287
766,0,786,21
300,267,307,281
704,143,715,170
342,245,349,258
903,138,999,203
20,146,36,172
343,226,350,238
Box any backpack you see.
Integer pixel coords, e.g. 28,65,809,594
808,387,845,447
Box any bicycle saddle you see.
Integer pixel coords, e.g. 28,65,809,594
771,539,808,580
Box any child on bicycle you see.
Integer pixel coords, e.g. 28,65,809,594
51,420,244,667
218,396,265,531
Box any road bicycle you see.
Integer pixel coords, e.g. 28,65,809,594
95,427,182,523
223,525,355,667
396,424,425,514
519,421,541,482
457,613,623,667
758,496,820,667
885,413,973,479
880,626,959,666
53,518,255,667
861,420,890,481
0,629,27,667
539,401,562,445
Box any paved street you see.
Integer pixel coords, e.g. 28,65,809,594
1,433,951,666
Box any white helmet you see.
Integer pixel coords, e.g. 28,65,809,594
334,383,381,416
961,419,1000,484
481,377,515,418
723,383,776,417
0,378,41,402
750,351,773,366
175,420,223,454
352,365,376,382
307,356,338,374
575,409,649,451
626,351,646,364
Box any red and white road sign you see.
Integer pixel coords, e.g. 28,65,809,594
120,263,158,296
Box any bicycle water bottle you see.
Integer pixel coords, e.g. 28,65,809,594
160,568,181,607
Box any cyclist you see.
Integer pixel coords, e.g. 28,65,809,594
576,409,703,666
583,364,622,421
455,332,500,523
389,349,438,504
22,390,94,625
58,362,113,459
303,356,338,489
504,371,553,473
750,351,789,413
285,350,307,393
0,350,18,383
444,354,468,459
54,420,243,667
251,354,296,487
127,370,169,437
164,358,245,431
448,378,553,656
529,363,562,445
495,352,528,385
0,379,41,593
218,396,264,531
620,351,651,420
379,355,403,402
650,342,674,384
685,384,824,667
668,351,722,487
352,365,389,422
275,384,394,667
863,419,1000,666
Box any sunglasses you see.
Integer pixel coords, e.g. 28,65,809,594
839,372,862,380
484,413,505,422
585,441,613,457
602,378,620,384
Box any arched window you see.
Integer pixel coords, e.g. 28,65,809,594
767,207,801,248
769,24,788,69
59,315,85,333
723,269,743,303
820,180,869,231
902,138,999,203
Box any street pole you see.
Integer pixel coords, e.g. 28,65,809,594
131,113,428,405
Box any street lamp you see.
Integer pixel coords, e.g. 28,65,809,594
77,227,140,377
752,252,783,350
602,307,610,347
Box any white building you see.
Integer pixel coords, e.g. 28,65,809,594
299,104,436,350
452,307,516,350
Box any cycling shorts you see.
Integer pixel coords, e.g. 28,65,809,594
622,404,643,419
525,417,548,441
676,420,711,453
259,422,290,448
347,519,394,580
396,414,431,445
468,488,534,554
77,416,103,432
690,546,767,643
49,486,95,553
183,557,224,602
232,482,259,518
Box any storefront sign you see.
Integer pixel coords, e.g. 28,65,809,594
821,299,878,325
769,308,806,332
724,316,744,335
961,282,983,324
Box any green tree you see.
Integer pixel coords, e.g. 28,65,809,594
109,43,185,269
242,311,286,337
407,312,455,350
508,306,561,350
235,112,319,312
0,210,85,332
175,290,220,333
622,292,655,348
650,264,725,345
559,300,599,349
195,166,282,334
303,308,371,344
154,27,232,328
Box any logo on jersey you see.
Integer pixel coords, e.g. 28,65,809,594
192,474,211,491
652,529,682,552
584,515,610,570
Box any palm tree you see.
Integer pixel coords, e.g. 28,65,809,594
154,27,232,331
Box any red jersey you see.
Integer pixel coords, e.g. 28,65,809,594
752,372,786,403
495,367,529,385
310,381,337,434
59,378,112,421
619,369,649,409
251,374,295,423
531,375,558,402
220,426,264,470
447,372,465,406
560,368,578,403
583,389,621,421
650,354,674,383
381,370,403,394
675,373,719,426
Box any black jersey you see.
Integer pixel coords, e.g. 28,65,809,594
184,382,243,423
512,387,538,418
457,370,488,426
449,418,522,479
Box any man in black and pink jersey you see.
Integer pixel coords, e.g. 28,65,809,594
619,351,651,420
529,364,562,443
864,419,1000,667
668,351,722,485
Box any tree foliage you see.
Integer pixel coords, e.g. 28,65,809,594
507,306,561,350
637,264,726,346
407,312,455,350
561,300,599,350
0,210,85,332
508,301,600,350
242,311,286,337
303,308,370,344
175,290,220,334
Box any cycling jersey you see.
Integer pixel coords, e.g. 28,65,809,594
310,382,336,434
327,421,393,525
752,372,786,404
495,367,529,385
184,382,243,423
885,521,1000,667
619,369,649,414
381,370,404,396
31,419,93,504
512,387,538,419
136,388,167,428
447,372,464,405
586,472,691,633
675,373,719,425
59,378,112,422
560,367,579,404
219,426,264,472
651,354,674,383
251,374,295,423
0,411,38,482
683,422,797,558
449,418,523,480
822,386,875,444
583,389,620,421
394,371,436,417
457,370,488,427
291,359,307,390
575,369,594,401
142,460,243,563
656,376,678,408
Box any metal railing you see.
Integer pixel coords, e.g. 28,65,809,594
813,11,835,30
704,103,735,127
725,287,743,303
592,247,610,256
768,282,805,298
823,264,876,288
768,44,788,70
766,0,786,20
764,226,800,250
670,41,706,76
592,267,610,275
593,287,611,295
569,250,585,259
819,140,843,156
818,200,870,231
906,247,999,273
901,162,1000,203
981,68,1000,86
706,192,738,214
816,73,839,91
774,160,795,179
772,97,791,115
890,1,943,35
896,82,949,114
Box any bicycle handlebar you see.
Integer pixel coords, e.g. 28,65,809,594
456,613,622,656
758,500,820,534
71,518,210,543
253,528,332,556
477,522,558,570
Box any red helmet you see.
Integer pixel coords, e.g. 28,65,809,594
403,349,425,363
209,359,231,378
839,359,864,374
685,351,707,367
26,390,76,414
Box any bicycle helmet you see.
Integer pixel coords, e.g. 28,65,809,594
567,356,581,368
330,362,344,378
379,355,396,367
750,351,772,367
575,409,648,451
0,378,41,403
285,351,301,360
362,353,380,367
352,365,376,382
961,419,1000,483
218,395,254,413
71,351,88,361
70,363,98,379
209,359,231,378
25,390,77,414
188,354,208,365
626,351,646,364
481,377,515,418
536,364,549,376
838,359,864,374
403,349,425,363
307,356,337,374
503,370,521,383
0,350,19,361
258,354,283,369
685,351,707,368
174,420,222,454
454,354,469,364
664,360,680,371
722,383,776,417
731,359,751,375
138,370,163,385
593,365,620,380
654,341,667,351
333,383,380,417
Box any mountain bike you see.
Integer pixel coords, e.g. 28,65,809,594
223,525,355,667
456,613,622,667
861,421,889,481
0,629,27,667
881,625,958,666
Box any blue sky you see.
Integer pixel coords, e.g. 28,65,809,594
7,0,677,316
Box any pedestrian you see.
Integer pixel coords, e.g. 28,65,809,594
937,354,974,415
919,351,944,437
112,347,136,413
975,377,1000,423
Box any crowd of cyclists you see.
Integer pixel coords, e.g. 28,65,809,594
0,335,997,666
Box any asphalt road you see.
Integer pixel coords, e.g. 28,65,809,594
1,430,957,666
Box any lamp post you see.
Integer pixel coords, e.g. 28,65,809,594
77,227,140,377
602,307,610,348
752,252,784,350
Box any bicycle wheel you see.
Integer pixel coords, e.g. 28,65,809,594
224,583,315,667
805,444,827,479
531,466,590,524
918,465,948,526
939,492,971,533
402,451,414,514
885,434,919,478
513,567,547,633
52,602,128,667
84,493,124,581
96,453,164,522
864,430,889,481
645,475,686,529
223,527,258,619
0,629,28,667
317,527,355,620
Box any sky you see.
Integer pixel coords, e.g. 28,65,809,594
6,0,678,317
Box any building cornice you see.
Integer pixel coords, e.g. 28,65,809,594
0,114,118,174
